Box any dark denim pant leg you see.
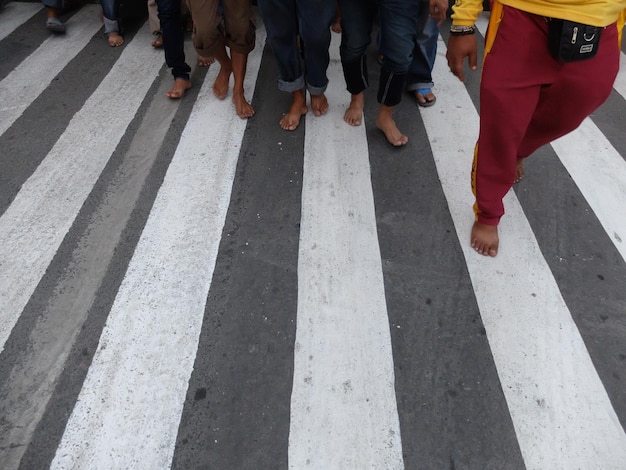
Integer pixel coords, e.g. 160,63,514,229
296,0,335,94
257,0,304,92
338,0,377,95
407,2,439,91
156,0,191,80
100,0,120,34
377,0,420,105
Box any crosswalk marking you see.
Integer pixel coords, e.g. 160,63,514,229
0,1,41,41
289,34,404,468
0,5,102,136
51,23,267,470
0,5,624,469
427,34,626,468
0,23,161,354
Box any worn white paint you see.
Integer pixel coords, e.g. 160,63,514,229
426,33,626,468
0,5,102,136
51,25,267,470
0,2,42,41
0,24,162,353
288,34,404,469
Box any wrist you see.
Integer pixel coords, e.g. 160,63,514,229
450,24,476,35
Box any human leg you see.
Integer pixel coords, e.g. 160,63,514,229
296,0,335,110
100,0,124,46
156,0,192,97
338,0,377,125
407,2,439,106
222,0,256,117
376,0,420,145
257,0,307,129
42,0,65,33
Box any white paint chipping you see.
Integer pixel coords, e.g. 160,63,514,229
51,26,267,470
0,2,42,41
425,34,626,469
0,24,162,354
288,34,404,469
0,5,103,136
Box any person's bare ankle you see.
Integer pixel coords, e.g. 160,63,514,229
279,90,307,130
165,78,191,99
471,221,499,257
376,106,408,146
233,90,254,119
344,93,364,126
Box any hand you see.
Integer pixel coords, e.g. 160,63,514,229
429,0,448,26
446,34,478,82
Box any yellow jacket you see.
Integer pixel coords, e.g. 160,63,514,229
452,0,626,27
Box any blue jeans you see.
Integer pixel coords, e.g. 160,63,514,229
156,0,191,80
100,0,120,34
257,0,335,94
41,0,62,8
377,0,429,106
406,16,439,91
338,0,377,95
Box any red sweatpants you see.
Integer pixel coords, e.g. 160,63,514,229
472,4,620,226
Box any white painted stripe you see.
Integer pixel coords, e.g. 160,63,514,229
51,25,267,470
614,52,626,100
476,15,626,262
0,2,42,41
0,5,102,137
552,120,626,260
424,34,626,468
0,24,162,354
289,33,404,469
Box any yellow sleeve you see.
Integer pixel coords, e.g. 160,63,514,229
451,0,485,26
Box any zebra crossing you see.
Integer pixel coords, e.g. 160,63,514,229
1,3,626,469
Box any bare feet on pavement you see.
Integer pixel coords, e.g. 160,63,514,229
108,32,124,47
213,62,232,100
344,93,364,126
166,78,191,99
515,160,524,183
151,33,163,48
197,55,215,67
280,90,307,131
310,93,329,116
471,221,499,257
233,92,254,119
376,105,408,146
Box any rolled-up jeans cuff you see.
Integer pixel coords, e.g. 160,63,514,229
278,75,305,93
103,17,119,34
406,80,434,91
306,80,328,96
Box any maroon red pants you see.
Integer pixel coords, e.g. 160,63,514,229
473,5,620,225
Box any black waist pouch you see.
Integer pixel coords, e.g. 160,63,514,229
547,19,602,62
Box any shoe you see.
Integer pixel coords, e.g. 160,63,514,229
415,88,436,107
46,17,66,34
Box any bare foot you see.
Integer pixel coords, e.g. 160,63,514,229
471,221,499,257
280,90,307,131
376,105,408,146
151,33,163,48
515,160,524,183
344,93,364,126
165,78,191,99
233,91,254,119
107,32,124,47
310,93,329,116
213,62,232,100
197,55,214,67
331,16,342,33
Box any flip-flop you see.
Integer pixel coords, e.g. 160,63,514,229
46,17,66,34
415,88,436,107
